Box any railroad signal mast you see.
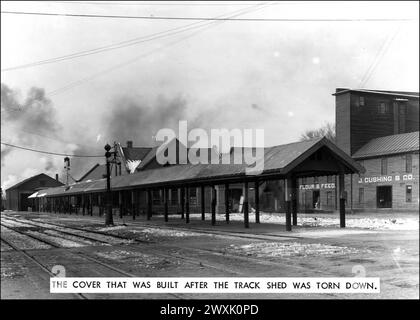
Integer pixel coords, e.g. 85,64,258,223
104,143,117,226
64,157,70,187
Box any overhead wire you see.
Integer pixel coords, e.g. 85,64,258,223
1,142,103,158
1,3,266,72
358,23,403,88
46,2,273,97
35,1,271,6
1,10,412,22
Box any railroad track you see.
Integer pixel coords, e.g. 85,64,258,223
5,213,302,243
0,233,88,300
1,217,136,246
1,223,187,299
3,215,326,277
2,214,338,297
3,215,150,244
2,216,243,276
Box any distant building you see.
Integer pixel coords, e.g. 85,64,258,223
5,173,63,211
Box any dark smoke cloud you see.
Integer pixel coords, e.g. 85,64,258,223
101,94,197,146
1,146,12,167
44,159,55,171
1,83,63,169
69,93,197,180
1,83,61,146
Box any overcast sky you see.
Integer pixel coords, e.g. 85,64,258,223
1,1,419,191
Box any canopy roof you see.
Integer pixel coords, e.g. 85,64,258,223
36,137,364,198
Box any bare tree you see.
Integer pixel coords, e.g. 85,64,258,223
300,122,336,142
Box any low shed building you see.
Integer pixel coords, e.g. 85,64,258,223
5,173,64,211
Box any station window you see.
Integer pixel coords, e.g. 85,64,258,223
406,154,412,173
359,96,365,106
399,104,407,132
381,158,387,175
378,102,389,114
171,189,178,205
326,191,333,205
327,175,333,183
406,185,412,202
152,190,161,205
189,188,197,206
359,188,364,204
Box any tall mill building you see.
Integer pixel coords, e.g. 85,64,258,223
299,88,419,212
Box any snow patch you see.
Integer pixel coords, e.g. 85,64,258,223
95,250,172,268
220,213,419,230
226,242,370,258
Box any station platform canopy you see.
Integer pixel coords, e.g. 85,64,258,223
35,137,364,198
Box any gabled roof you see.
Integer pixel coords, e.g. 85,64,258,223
6,173,63,191
332,88,419,99
77,163,107,182
36,137,364,197
135,145,160,170
121,147,152,161
353,131,419,159
136,138,188,171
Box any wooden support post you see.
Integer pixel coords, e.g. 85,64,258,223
132,190,136,220
68,196,71,214
201,185,205,220
292,176,298,226
164,188,169,222
180,187,185,219
243,181,249,228
255,180,260,223
147,189,152,220
339,171,346,228
119,191,123,219
211,185,216,226
89,194,93,216
185,187,190,223
82,195,85,215
285,177,292,231
225,183,230,224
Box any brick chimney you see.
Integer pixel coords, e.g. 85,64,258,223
55,173,59,181
127,140,133,148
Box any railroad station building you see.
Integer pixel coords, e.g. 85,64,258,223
25,87,419,229
31,137,364,230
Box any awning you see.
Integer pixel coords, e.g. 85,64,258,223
28,192,38,198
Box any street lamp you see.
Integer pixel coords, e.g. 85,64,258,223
104,143,114,226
